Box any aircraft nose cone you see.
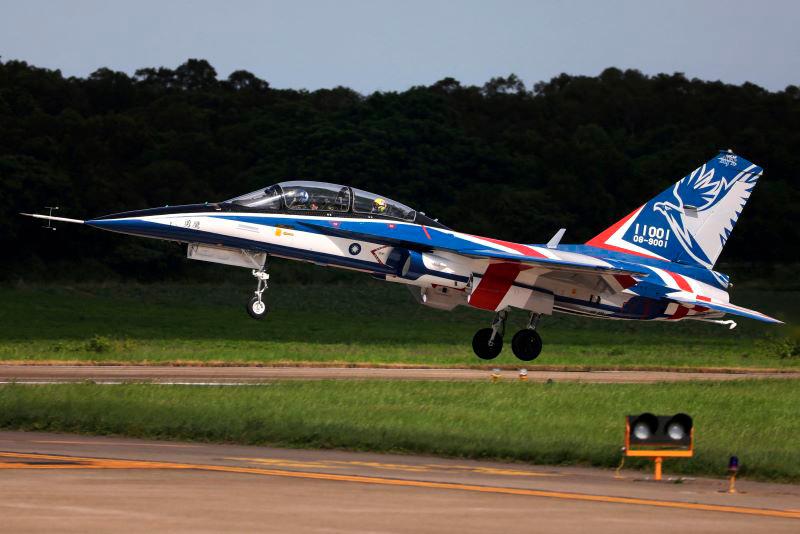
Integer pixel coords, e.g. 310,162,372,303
85,215,165,239
85,217,140,230
85,204,216,241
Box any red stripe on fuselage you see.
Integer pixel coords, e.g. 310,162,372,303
471,236,547,258
666,271,692,292
469,263,530,311
585,205,665,261
586,206,641,247
587,242,664,261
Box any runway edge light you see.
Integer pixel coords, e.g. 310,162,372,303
728,455,739,494
623,413,693,481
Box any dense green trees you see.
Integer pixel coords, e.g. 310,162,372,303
1,59,797,280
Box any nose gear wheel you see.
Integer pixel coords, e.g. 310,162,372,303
246,264,270,320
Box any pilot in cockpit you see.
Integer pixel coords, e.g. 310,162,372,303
288,190,310,209
372,198,387,214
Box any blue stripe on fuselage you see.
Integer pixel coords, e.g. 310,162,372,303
209,215,642,276
208,214,479,253
86,216,469,284
85,218,400,274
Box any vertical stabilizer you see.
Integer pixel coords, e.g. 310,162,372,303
586,151,763,268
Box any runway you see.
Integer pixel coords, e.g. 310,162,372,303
1,364,797,384
0,431,798,533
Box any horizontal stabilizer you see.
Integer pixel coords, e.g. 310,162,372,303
668,291,783,324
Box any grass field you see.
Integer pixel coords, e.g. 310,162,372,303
0,280,797,368
1,380,797,482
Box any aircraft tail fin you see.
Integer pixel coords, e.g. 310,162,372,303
586,151,763,269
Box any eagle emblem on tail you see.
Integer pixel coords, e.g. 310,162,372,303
653,160,759,268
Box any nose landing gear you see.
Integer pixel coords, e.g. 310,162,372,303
246,267,270,320
472,310,507,360
511,313,543,361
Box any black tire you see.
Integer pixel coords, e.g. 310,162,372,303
511,330,543,361
472,327,503,360
246,296,268,320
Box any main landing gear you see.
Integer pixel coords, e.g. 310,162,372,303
246,267,270,320
472,310,543,361
511,313,543,362
472,310,507,360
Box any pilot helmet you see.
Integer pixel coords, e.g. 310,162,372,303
292,189,310,206
373,197,387,213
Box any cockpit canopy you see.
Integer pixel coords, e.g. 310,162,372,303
226,181,418,222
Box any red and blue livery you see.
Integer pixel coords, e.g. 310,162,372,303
23,150,782,361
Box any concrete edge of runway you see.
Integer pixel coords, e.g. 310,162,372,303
1,364,799,385
2,361,799,374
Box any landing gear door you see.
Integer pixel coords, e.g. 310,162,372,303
187,244,266,269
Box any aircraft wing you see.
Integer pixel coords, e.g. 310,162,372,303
297,220,647,283
668,291,783,324
458,248,648,278
458,248,647,310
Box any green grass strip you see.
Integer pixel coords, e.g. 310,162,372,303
1,380,797,482
1,284,798,368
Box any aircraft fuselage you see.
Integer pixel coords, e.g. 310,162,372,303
85,207,728,323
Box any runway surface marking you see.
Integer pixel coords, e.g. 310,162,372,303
1,451,798,520
224,456,559,477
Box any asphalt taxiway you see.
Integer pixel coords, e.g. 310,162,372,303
1,431,798,533
1,364,797,384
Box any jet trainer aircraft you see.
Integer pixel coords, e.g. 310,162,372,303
23,150,781,361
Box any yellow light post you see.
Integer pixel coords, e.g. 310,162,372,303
728,456,739,494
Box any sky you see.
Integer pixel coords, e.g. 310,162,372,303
1,0,798,93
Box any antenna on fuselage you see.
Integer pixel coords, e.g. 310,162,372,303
547,228,566,249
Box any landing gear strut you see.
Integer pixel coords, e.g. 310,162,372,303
246,266,270,320
511,313,543,361
472,310,507,360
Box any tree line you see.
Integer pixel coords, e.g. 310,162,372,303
1,58,798,281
